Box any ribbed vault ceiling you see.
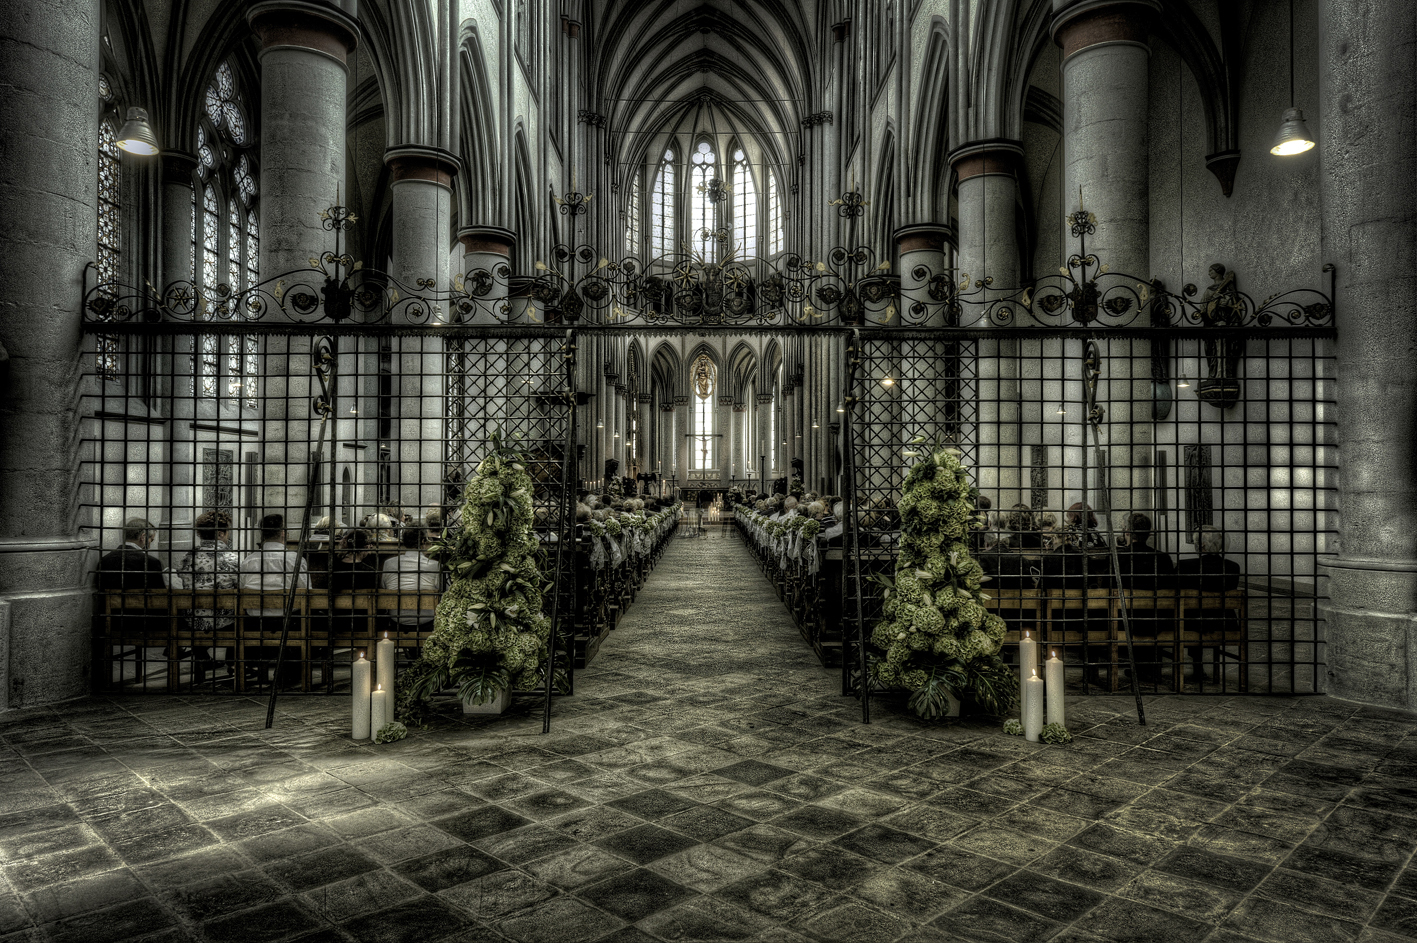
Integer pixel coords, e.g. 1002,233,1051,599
589,0,814,168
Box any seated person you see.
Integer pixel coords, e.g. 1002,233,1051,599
328,528,380,641
238,513,309,686
381,525,444,634
1114,512,1177,681
1175,524,1243,680
98,518,170,661
178,510,241,677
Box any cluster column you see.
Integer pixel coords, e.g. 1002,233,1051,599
1053,0,1158,518
1317,0,1417,709
249,1,358,521
0,0,100,707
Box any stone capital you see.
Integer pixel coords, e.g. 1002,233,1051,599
1051,0,1159,60
249,1,359,63
948,139,1025,182
718,395,735,407
894,223,954,256
458,226,516,257
386,146,459,188
673,396,691,407
756,394,774,406
160,150,198,184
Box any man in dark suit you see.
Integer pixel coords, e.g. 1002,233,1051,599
98,518,169,646
98,518,167,592
1115,513,1176,682
1176,524,1243,681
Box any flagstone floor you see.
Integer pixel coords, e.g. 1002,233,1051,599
3,533,1417,943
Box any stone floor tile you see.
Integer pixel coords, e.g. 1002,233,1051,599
576,867,694,922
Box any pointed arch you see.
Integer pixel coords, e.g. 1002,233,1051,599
688,138,719,261
650,341,683,403
729,139,758,259
458,24,499,225
512,127,535,273
727,341,758,405
910,16,951,223
650,141,678,258
871,128,897,260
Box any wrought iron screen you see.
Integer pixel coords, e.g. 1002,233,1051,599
843,327,1337,711
80,324,577,703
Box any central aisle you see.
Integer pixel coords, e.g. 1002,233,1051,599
578,532,831,697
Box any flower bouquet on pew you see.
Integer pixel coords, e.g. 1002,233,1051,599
870,438,1016,720
399,429,552,722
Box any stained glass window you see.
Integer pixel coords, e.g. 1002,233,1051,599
690,141,717,262
651,148,675,258
96,115,121,379
692,354,715,471
768,170,784,256
732,148,757,259
625,175,640,257
192,59,259,407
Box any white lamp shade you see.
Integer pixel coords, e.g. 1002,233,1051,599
116,107,160,155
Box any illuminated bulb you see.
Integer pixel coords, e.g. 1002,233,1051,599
348,406,357,416
1271,108,1316,156
596,420,604,429
1056,403,1066,416
836,404,845,413
880,376,895,387
811,421,820,429
1177,375,1190,389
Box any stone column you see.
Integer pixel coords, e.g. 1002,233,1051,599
249,1,357,521
1053,0,1157,518
160,152,197,287
674,395,691,489
951,143,1024,506
1318,0,1417,709
0,0,99,707
895,223,953,482
388,147,455,514
756,393,773,491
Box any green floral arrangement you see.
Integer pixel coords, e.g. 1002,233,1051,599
604,517,622,538
399,430,550,721
871,440,1014,720
1040,723,1073,744
587,520,606,538
1003,719,1024,736
789,477,806,499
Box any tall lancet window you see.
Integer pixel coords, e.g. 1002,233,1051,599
692,354,716,471
732,148,757,259
689,141,718,262
96,78,122,380
768,170,785,256
623,174,640,255
192,60,259,406
651,148,675,258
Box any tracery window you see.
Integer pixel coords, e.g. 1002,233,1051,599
192,60,259,408
768,170,785,256
625,176,641,257
651,148,675,258
732,148,757,259
689,141,718,262
96,79,122,380
692,354,715,471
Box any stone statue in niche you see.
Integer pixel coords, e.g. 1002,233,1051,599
1197,263,1245,409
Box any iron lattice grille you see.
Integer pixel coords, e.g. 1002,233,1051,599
79,325,577,701
842,328,1337,707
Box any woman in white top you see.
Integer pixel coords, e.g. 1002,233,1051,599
381,525,444,629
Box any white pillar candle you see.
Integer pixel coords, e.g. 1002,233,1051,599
1046,649,1066,728
1024,669,1044,743
352,652,372,740
1018,630,1037,719
376,632,396,706
370,683,390,736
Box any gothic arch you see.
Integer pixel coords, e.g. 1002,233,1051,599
458,24,499,225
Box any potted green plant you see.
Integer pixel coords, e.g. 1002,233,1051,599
870,439,1016,720
398,431,551,720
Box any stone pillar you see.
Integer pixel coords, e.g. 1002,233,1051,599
458,226,515,321
1318,0,1417,709
674,395,691,489
249,1,358,521
1054,0,1157,518
756,393,773,491
388,148,455,514
952,142,1024,506
0,0,99,707
895,224,953,485
160,152,197,287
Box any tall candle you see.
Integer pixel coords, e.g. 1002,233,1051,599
1024,669,1044,743
352,652,371,740
1045,649,1066,727
1018,630,1037,720
376,632,396,706
370,683,390,736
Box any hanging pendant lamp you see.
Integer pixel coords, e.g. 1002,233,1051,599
1271,0,1315,156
